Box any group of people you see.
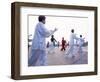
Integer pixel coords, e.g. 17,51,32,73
65,29,85,59
46,35,67,51
28,15,85,66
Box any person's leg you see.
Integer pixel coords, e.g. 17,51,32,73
39,50,47,66
79,46,82,63
62,45,65,51
71,45,74,57
62,45,64,51
61,46,63,51
64,45,66,51
50,42,55,54
53,41,55,47
28,49,40,66
66,45,72,55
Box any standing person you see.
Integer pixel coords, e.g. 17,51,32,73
28,15,57,66
48,35,57,54
49,39,55,54
51,35,57,47
61,37,66,51
65,29,78,57
78,35,85,63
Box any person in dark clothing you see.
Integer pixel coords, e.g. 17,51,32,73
50,35,57,47
61,37,66,51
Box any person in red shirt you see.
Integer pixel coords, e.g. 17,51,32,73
61,37,66,51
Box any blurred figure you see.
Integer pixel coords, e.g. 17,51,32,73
28,15,57,66
65,29,78,57
48,35,57,54
51,35,57,47
57,41,60,48
67,41,69,47
78,35,85,63
48,40,55,54
61,37,66,51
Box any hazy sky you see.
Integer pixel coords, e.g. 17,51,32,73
28,15,88,44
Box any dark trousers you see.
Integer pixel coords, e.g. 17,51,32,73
61,45,66,51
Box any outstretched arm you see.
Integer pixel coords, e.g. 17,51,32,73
39,23,57,37
74,34,79,40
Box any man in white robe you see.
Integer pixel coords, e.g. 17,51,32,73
65,29,78,58
28,15,57,66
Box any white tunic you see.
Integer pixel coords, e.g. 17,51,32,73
79,37,84,46
31,22,55,50
69,33,78,46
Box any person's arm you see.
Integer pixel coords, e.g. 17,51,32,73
39,23,57,37
54,38,57,42
74,34,79,40
82,38,85,43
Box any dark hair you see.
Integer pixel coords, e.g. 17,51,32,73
71,29,74,33
38,15,46,22
51,35,54,37
80,35,82,37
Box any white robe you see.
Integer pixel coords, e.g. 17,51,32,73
31,22,55,50
28,22,55,66
78,37,84,54
69,33,78,46
79,37,84,47
78,37,84,63
65,33,78,57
